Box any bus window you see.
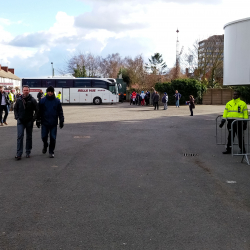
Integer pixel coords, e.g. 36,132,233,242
42,80,55,87
55,80,73,87
109,85,116,94
24,79,42,87
74,80,92,88
92,80,108,89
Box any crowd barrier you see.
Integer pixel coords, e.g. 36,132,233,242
216,115,250,165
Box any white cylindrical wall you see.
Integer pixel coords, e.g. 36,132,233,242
224,17,250,85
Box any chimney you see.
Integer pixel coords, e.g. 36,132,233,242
9,68,14,74
186,68,189,76
2,66,8,72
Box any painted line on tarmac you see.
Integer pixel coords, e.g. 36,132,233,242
226,180,237,184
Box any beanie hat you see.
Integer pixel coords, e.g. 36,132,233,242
47,85,54,93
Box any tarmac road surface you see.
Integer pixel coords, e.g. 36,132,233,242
0,103,250,250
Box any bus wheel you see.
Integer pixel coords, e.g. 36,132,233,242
93,97,102,105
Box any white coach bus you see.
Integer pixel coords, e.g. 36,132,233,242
22,77,119,104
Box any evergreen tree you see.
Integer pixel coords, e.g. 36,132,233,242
145,53,167,75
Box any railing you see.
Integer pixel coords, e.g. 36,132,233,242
216,116,250,165
231,119,250,165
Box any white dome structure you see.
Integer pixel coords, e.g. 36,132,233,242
224,17,250,85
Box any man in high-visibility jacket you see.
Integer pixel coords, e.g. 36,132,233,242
219,91,249,154
8,90,14,112
56,91,61,100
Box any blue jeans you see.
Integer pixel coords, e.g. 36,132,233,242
176,100,179,107
41,125,57,154
17,120,33,156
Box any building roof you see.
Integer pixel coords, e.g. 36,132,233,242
0,69,21,80
199,35,224,45
224,17,250,29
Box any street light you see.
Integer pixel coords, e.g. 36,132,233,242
51,62,54,78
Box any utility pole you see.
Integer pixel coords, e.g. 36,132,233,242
175,29,184,79
51,62,54,78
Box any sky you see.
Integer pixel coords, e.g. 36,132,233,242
0,0,250,78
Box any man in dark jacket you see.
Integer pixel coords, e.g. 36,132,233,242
37,86,64,158
153,91,160,110
14,85,38,160
37,89,44,102
0,86,10,126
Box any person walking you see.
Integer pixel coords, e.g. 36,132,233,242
153,91,160,110
219,91,248,154
174,90,181,108
188,95,195,116
37,89,44,102
14,85,38,160
36,86,64,158
0,86,10,126
140,91,146,106
162,92,168,110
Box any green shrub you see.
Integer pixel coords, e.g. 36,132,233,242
155,79,207,105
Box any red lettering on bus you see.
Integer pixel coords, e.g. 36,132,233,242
78,89,88,92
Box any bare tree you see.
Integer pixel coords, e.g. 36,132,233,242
184,35,224,87
100,53,124,78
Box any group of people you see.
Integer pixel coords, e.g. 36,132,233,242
13,85,64,160
130,91,151,106
129,89,195,115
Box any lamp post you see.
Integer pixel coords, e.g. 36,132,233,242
51,62,54,78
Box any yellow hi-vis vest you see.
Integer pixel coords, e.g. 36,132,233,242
57,94,61,100
223,98,249,120
8,92,14,102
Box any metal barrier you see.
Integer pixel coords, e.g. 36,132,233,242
231,119,250,165
216,115,227,145
216,116,250,165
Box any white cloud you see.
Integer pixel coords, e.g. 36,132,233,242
1,0,250,77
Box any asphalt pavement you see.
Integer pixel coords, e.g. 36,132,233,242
0,103,250,250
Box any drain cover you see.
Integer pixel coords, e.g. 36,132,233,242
183,153,198,157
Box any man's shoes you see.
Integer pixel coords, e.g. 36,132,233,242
26,154,30,158
222,150,231,154
42,146,47,154
15,155,22,160
3,122,8,125
0,123,3,126
49,154,54,158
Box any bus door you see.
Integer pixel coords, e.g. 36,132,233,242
62,88,70,103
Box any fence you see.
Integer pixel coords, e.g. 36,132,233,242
203,89,234,105
216,116,250,165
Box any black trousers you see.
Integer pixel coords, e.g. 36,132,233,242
154,102,159,110
0,105,8,123
189,106,193,116
227,120,245,152
41,125,57,154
